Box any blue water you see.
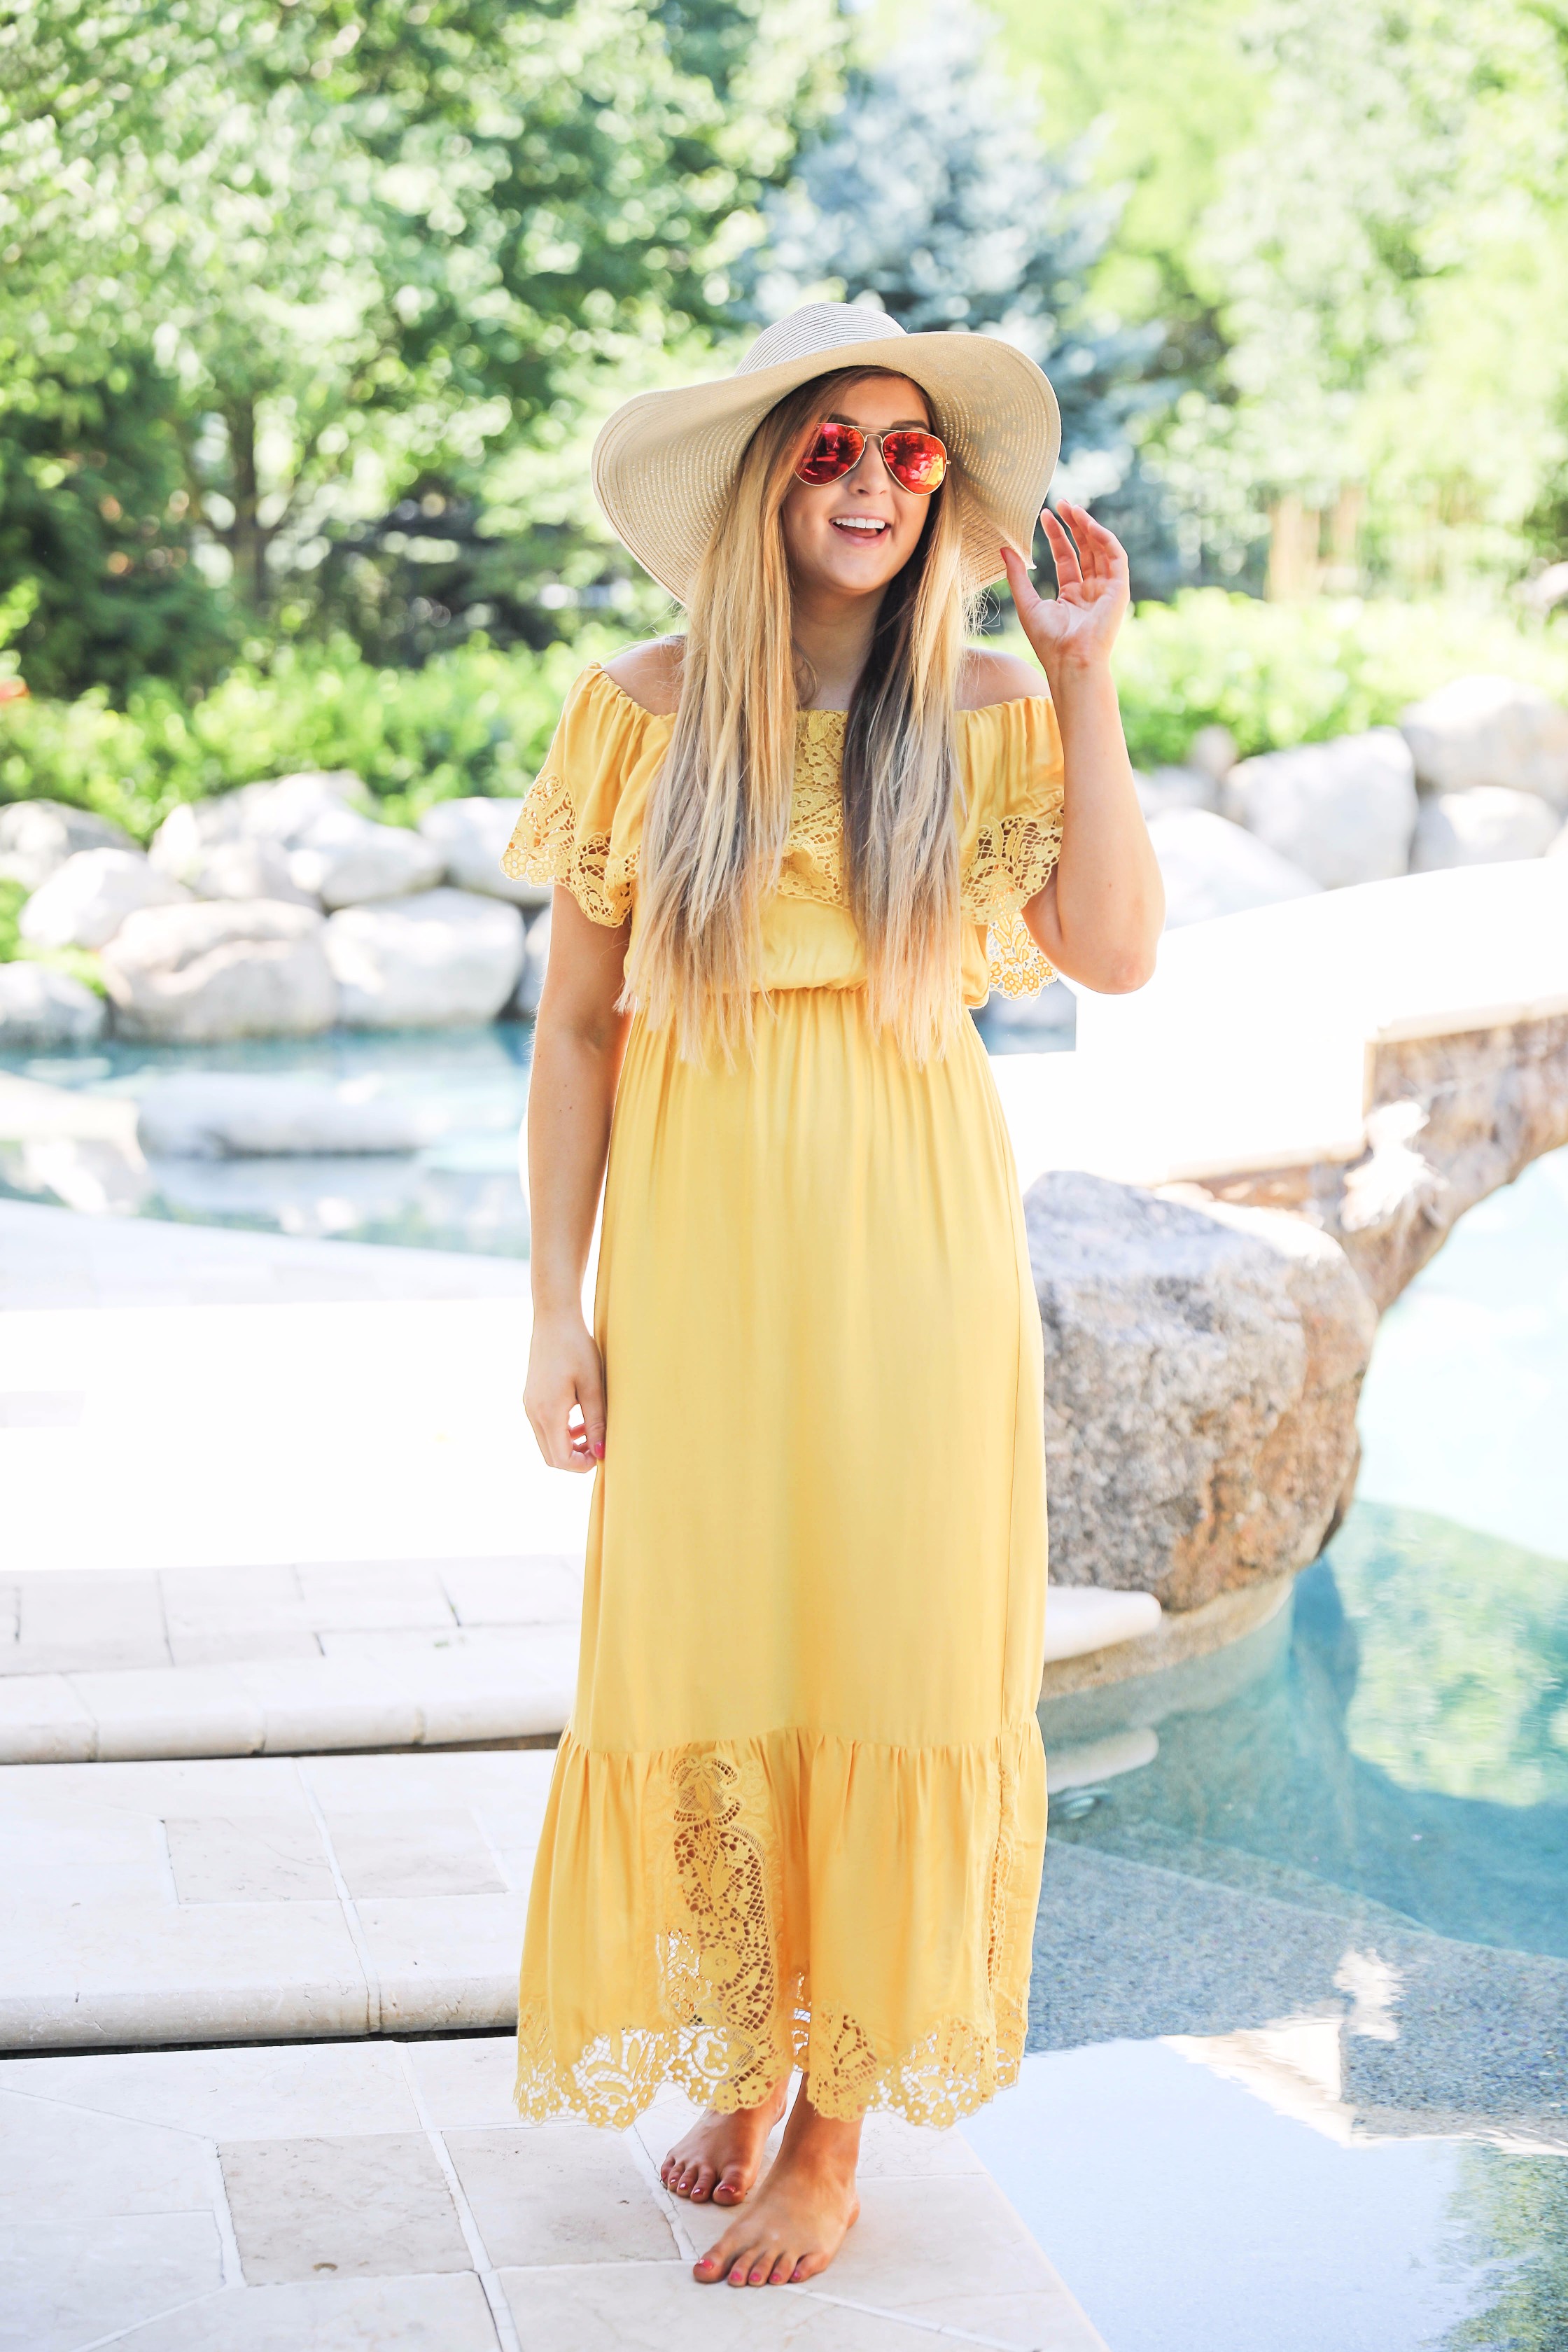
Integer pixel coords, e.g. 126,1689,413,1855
969,1150,1568,2351
0,998,1072,1251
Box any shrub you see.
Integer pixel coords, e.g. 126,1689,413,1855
6,594,1568,841
0,631,625,843
1114,590,1568,768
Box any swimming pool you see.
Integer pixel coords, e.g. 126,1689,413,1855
969,1148,1568,2351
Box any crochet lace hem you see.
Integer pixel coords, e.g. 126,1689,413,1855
514,1724,1042,2130
514,1997,1030,2132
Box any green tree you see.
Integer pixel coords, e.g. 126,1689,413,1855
0,0,840,688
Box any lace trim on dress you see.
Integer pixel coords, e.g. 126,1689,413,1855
501,776,636,928
514,1727,1041,2132
964,805,1065,998
501,705,1065,986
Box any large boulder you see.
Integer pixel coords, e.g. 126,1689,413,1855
99,900,337,1042
417,797,548,908
1027,1172,1377,1612
18,848,190,951
149,771,368,874
0,801,135,891
1400,675,1568,806
1134,766,1218,820
1222,729,1418,888
325,888,525,1028
1410,786,1562,871
136,1073,428,1158
286,806,444,910
0,963,106,1046
174,838,318,908
1145,808,1322,928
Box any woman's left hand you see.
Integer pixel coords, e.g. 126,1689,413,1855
1001,501,1129,678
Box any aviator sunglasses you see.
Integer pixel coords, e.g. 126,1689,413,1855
794,419,948,496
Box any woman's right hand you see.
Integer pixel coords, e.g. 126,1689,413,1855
524,1307,607,1471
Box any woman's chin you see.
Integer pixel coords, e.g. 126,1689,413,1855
799,545,907,598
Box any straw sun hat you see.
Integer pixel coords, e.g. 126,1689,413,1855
591,302,1061,604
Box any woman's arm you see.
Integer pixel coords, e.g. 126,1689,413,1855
522,885,632,1471
1000,503,1163,995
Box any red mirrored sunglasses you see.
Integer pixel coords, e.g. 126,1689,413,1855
794,419,948,496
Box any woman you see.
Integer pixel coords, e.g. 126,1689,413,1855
507,303,1162,2290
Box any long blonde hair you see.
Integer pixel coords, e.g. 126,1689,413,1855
623,368,976,1065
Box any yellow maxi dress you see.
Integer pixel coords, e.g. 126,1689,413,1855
504,663,1064,2129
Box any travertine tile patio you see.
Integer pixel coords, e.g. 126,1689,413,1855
0,2036,1110,2351
0,1751,555,2050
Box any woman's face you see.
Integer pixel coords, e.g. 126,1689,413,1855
779,374,936,601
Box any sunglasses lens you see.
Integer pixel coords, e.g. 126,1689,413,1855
795,422,862,484
883,431,947,493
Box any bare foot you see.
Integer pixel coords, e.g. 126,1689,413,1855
661,2080,787,2206
693,2081,862,2286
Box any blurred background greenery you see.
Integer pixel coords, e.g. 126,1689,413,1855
5,0,1568,818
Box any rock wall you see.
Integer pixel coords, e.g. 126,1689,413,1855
1193,1010,1568,1310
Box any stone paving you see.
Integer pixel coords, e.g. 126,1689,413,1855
0,2036,1109,2351
1,1750,553,2050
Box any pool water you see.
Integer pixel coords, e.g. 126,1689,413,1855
0,996,1070,1252
0,1026,536,1254
970,1148,1568,2351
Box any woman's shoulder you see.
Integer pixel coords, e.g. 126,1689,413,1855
955,646,1048,713
957,647,1049,712
600,636,685,718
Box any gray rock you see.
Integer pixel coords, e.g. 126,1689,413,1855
512,907,551,1018
1146,808,1322,927
178,838,318,908
286,808,444,910
18,848,190,951
1186,724,1239,783
0,801,135,891
1410,785,1562,870
149,772,369,876
136,1074,429,1158
1213,1013,1568,1312
0,962,107,1046
1027,1172,1376,1611
1133,766,1217,819
1401,674,1568,805
325,888,525,1028
419,798,548,908
100,900,337,1042
1222,729,1418,888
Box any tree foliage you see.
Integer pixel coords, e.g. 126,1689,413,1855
741,4,1182,592
0,0,839,689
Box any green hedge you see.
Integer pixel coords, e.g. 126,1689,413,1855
1113,591,1568,769
4,597,1568,844
0,633,619,844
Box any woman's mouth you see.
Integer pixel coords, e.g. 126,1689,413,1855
830,517,890,538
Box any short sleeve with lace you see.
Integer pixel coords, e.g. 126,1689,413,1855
502,665,673,927
957,695,1065,998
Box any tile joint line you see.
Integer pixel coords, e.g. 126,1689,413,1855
293,1756,381,2033
393,2040,523,2352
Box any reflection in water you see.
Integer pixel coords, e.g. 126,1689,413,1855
0,1026,534,1255
1032,1501,1568,2155
1439,2149,1568,2352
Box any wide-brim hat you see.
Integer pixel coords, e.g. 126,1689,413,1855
592,302,1061,604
